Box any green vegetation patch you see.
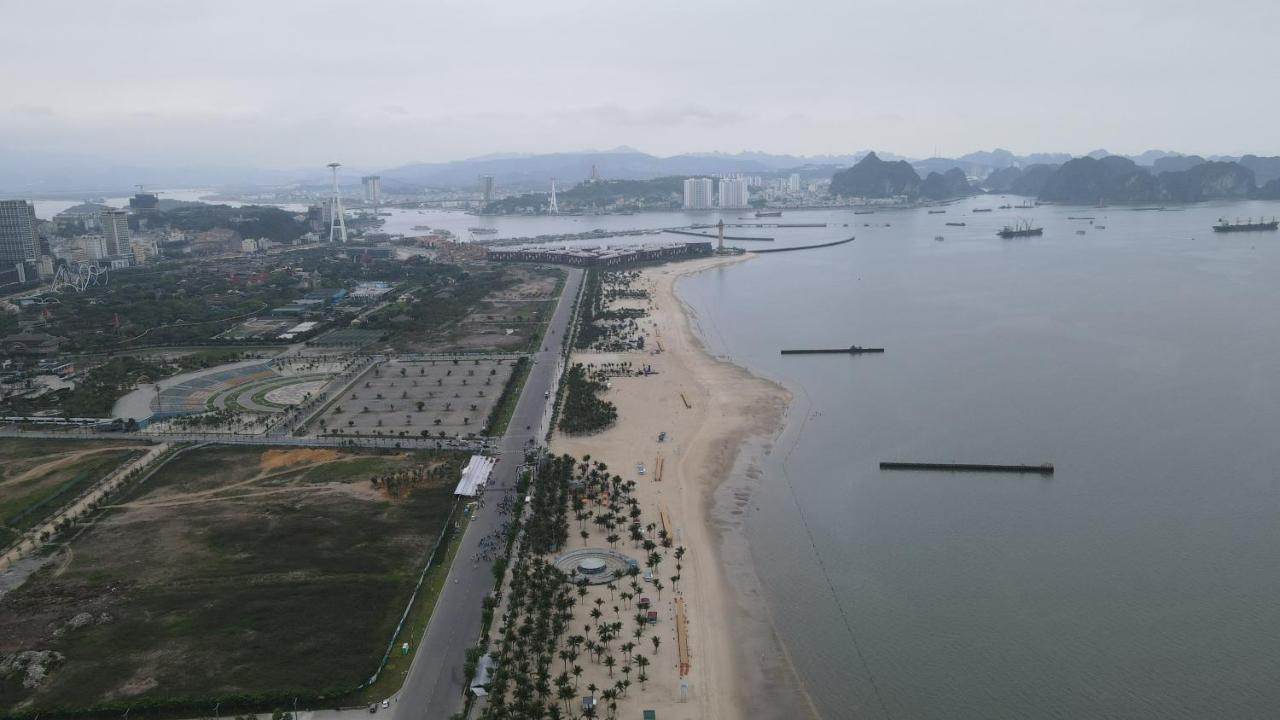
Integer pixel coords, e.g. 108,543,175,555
0,445,466,714
0,439,145,537
558,363,617,435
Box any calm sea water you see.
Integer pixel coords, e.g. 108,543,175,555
678,198,1280,719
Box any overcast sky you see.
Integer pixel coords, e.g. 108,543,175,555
2,0,1278,170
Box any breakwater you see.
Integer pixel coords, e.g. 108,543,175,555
751,236,855,254
664,229,775,241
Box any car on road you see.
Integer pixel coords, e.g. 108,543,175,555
368,703,378,713
382,699,390,709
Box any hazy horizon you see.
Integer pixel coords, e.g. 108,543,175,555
4,0,1279,173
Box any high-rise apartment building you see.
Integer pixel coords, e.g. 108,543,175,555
361,175,382,205
0,200,38,269
100,209,130,257
481,175,496,205
788,173,802,194
683,177,714,210
718,175,750,209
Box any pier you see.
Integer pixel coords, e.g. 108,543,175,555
702,222,828,228
879,461,1054,475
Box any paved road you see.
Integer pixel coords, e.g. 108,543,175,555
0,427,494,453
392,267,583,720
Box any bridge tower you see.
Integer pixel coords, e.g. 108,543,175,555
717,219,724,252
548,178,559,214
327,162,348,243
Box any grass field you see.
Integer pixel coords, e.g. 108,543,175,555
0,439,146,547
0,445,465,714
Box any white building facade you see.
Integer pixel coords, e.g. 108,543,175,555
683,177,714,210
718,175,750,209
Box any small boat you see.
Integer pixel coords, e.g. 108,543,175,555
469,227,499,234
928,210,946,214
973,208,993,213
854,210,875,215
945,222,966,227
1067,216,1095,220
1075,230,1086,235
934,235,945,242
1095,225,1106,230
999,204,1013,209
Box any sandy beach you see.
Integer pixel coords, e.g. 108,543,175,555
552,255,815,720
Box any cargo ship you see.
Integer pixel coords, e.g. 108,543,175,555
997,221,1044,238
945,221,966,227
755,210,783,218
1212,218,1279,233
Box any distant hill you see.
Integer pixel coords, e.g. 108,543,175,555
982,164,1059,195
1256,179,1280,200
1238,155,1280,185
920,168,975,200
1157,161,1254,201
1152,155,1206,173
1038,156,1261,204
1039,156,1159,204
830,152,921,198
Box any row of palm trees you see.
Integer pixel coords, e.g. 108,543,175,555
476,454,678,720
558,365,617,436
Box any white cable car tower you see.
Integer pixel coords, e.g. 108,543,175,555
327,162,348,243
548,178,559,214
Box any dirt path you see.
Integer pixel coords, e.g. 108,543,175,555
0,443,170,572
116,453,366,510
1,445,151,490
118,482,355,510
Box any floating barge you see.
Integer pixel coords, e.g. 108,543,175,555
781,344,884,355
880,461,1054,475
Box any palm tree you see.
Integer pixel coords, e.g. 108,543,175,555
634,655,650,688
604,654,616,677
651,635,661,654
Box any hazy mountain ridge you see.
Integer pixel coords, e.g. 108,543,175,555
4,144,1280,195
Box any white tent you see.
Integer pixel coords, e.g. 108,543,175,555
454,455,496,497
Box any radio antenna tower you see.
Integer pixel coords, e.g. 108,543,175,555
548,178,559,214
327,162,348,243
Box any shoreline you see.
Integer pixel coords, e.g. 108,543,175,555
553,254,815,719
